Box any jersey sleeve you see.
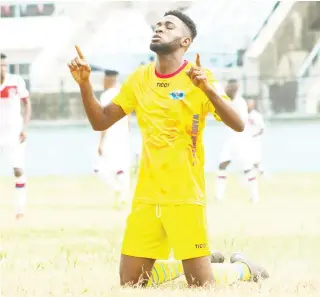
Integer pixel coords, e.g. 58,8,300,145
17,75,29,100
203,69,230,121
112,72,138,115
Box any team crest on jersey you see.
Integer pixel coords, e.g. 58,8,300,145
169,90,185,100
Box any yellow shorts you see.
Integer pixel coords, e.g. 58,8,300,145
121,202,211,260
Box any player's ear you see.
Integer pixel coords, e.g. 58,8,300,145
181,37,191,48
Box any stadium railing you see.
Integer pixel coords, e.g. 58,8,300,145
27,74,320,125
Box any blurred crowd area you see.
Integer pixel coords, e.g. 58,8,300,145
1,0,320,120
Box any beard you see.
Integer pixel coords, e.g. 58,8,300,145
149,37,182,54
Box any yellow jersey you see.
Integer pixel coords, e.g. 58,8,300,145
112,61,229,205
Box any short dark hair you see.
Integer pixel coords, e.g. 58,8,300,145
164,10,197,40
1,53,7,59
104,69,119,76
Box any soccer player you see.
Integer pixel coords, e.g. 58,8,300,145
94,69,131,207
68,10,268,287
247,99,266,175
0,53,31,219
215,79,259,203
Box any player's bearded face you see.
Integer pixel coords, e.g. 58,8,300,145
150,37,183,54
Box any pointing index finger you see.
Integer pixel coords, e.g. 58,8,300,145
196,53,201,67
75,45,85,60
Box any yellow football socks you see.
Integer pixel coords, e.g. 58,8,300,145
212,263,251,285
147,260,184,286
239,263,251,281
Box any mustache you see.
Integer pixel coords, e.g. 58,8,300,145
149,37,182,54
151,36,181,45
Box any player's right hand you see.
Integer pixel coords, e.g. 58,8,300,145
67,45,91,85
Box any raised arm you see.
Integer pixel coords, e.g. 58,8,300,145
202,86,245,132
79,80,125,131
186,54,245,132
67,45,125,131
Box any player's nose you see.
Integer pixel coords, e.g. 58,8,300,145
155,27,164,34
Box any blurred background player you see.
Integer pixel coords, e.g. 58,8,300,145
0,53,31,219
215,79,259,203
247,99,266,175
94,69,131,208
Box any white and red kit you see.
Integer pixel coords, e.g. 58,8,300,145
0,73,29,168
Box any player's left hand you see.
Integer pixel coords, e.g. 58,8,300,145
20,131,27,143
186,54,210,91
